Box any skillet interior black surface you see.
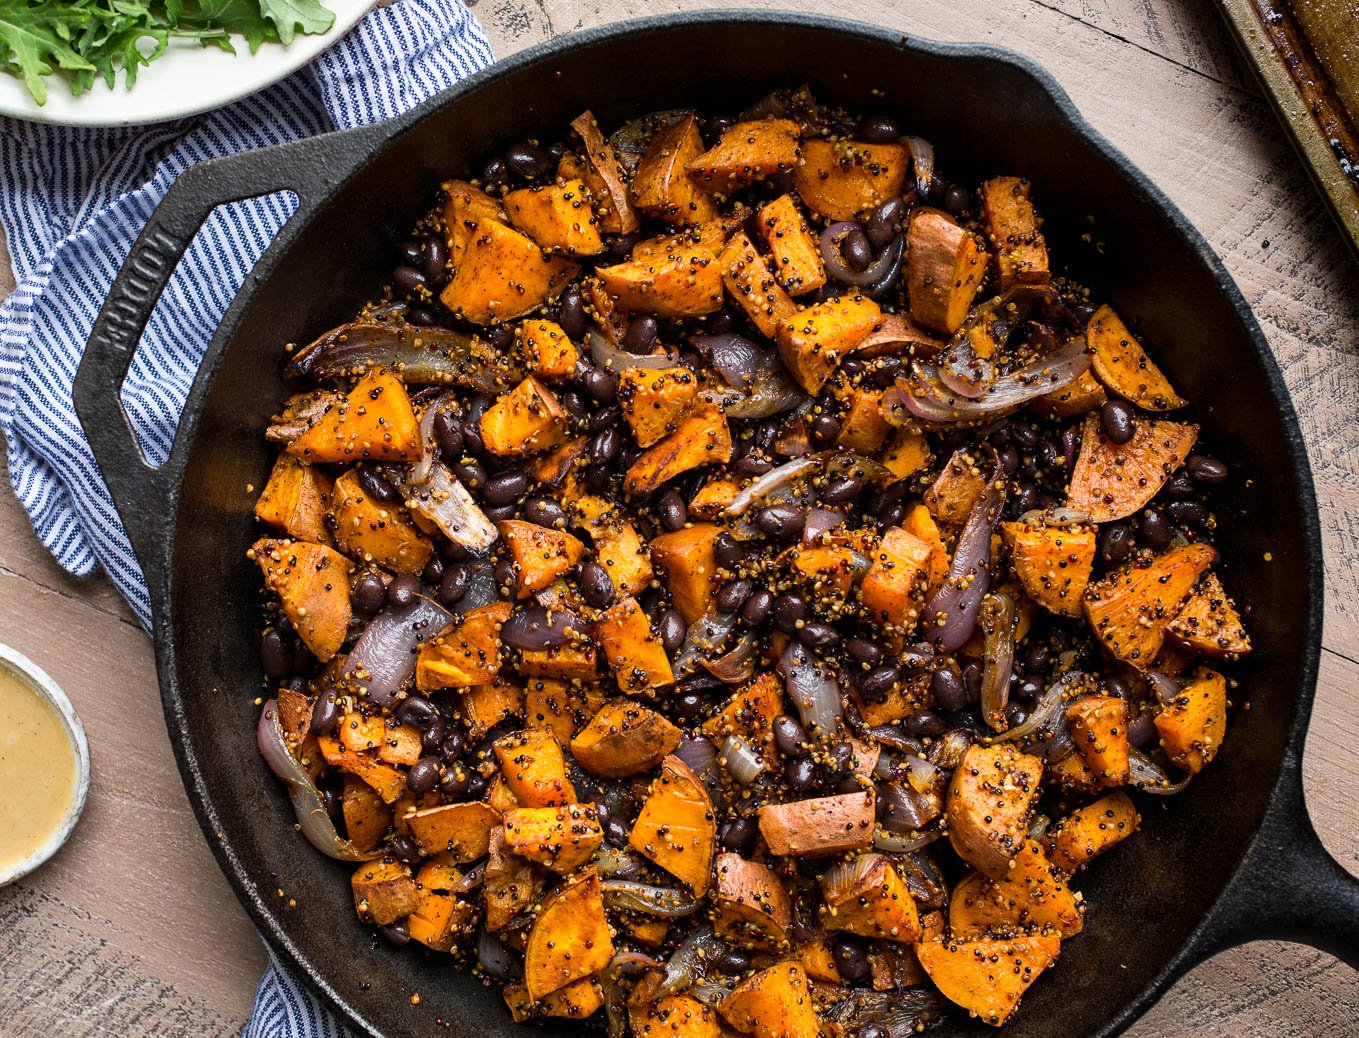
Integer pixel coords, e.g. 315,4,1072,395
115,14,1325,1038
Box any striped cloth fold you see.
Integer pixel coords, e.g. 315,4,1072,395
0,3,494,1034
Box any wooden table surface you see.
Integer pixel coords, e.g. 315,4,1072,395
1,0,1356,1034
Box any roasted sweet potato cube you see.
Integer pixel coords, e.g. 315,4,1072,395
792,138,909,220
798,939,843,984
907,211,986,334
834,384,892,453
506,976,605,1023
596,247,724,317
949,840,1083,939
689,477,740,519
408,859,476,951
755,193,826,295
1066,412,1197,522
775,293,883,393
339,711,422,766
719,230,797,337
461,677,525,739
758,791,876,858
524,678,606,744
629,755,716,894
503,179,604,256
272,681,314,758
618,365,699,447
415,601,512,689
980,176,1051,291
924,446,987,525
915,935,1060,1026
1044,791,1140,873
713,852,791,948
860,526,934,631
1033,366,1107,418
331,469,432,574
485,827,543,931
593,519,653,598
700,674,783,756
882,427,932,480
494,727,577,806
1046,748,1104,795
479,376,570,457
252,538,352,661
595,595,675,693
1155,666,1228,774
342,773,390,853
629,972,722,1037
947,744,1044,880
649,522,720,622
719,963,820,1038
625,398,732,496
570,110,639,234
255,453,332,544
524,870,614,1000
318,734,408,803
1083,544,1215,663
405,801,501,860
498,520,585,596
1167,572,1252,656
442,179,507,266
686,118,801,193
1087,304,1186,411
518,642,599,682
351,859,420,925
529,435,590,488
858,673,932,728
503,803,603,873
1066,694,1131,786
1001,517,1097,617
518,319,579,382
571,698,682,777
631,113,719,224
439,217,579,325
901,503,949,593
630,217,734,264
288,368,422,464
820,853,922,942
789,543,858,603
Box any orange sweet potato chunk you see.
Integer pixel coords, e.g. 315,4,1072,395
1066,411,1197,522
593,517,653,599
341,774,389,852
439,217,579,325
686,118,801,193
503,803,604,873
819,853,922,942
1066,694,1131,786
594,596,675,693
1001,517,1097,617
406,801,501,860
1033,367,1107,418
629,972,722,1038
618,365,699,447
1154,666,1228,774
629,755,716,894
775,293,883,393
792,138,909,221
882,427,933,480
252,538,352,662
949,840,1083,940
1167,572,1252,656
415,601,512,689
1087,304,1186,411
570,109,640,234
596,246,724,317
631,113,719,225
505,976,605,1022
713,851,792,948
625,399,732,496
916,935,1060,1027
461,678,525,739
441,179,506,266
906,211,987,335
503,179,604,256
700,674,784,756
946,744,1044,880
755,193,826,296
980,176,1051,291
571,698,682,777
902,503,950,593
498,519,585,596
758,791,876,858
338,711,421,766
650,522,720,623
523,678,605,744
719,230,797,337
719,962,820,1038
524,870,614,1000
351,860,420,926
1044,791,1140,873
288,368,422,464
1083,543,1215,663
835,384,892,453
408,859,477,952
479,376,570,457
331,469,432,575
518,319,579,382
494,727,577,807
255,453,333,544
860,526,934,631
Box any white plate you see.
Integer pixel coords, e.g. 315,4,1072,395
0,1,372,127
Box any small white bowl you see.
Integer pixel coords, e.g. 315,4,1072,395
0,645,91,888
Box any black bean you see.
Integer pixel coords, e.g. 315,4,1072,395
872,357,905,389
423,236,448,282
391,834,422,864
832,938,871,984
719,816,758,855
826,741,855,780
856,113,900,143
420,722,444,753
580,365,618,403
429,413,463,460
396,696,438,729
464,773,489,800
398,240,423,266
841,228,873,272
558,290,587,339
310,691,341,736
1099,522,1132,565
381,921,411,947
505,142,552,179
842,358,866,376
624,315,659,353
931,666,969,713
1024,643,1050,673
440,765,473,798
717,579,754,614
714,532,748,570
821,475,863,505
900,643,935,672
260,628,291,679
483,469,528,505
657,490,688,532
482,157,508,186
902,709,948,737
784,757,818,792
1188,454,1228,483
558,390,588,421
406,756,441,793
1004,702,1029,727
1100,398,1136,445
756,503,806,540
861,665,900,701
485,503,515,522
673,691,706,721
774,715,810,759
393,265,427,294
962,662,983,701
357,466,399,503
441,730,466,760
707,309,736,334
523,497,567,529
493,559,517,592
422,556,445,586
486,325,515,350
865,196,905,249
351,572,387,617
590,426,622,467
589,404,623,432
735,455,774,478
407,304,438,327
944,184,973,216
772,592,808,634
1011,422,1040,449
808,413,842,448
713,948,753,975
659,608,687,655
1167,499,1209,526
1139,508,1172,550
386,574,421,609
579,561,616,609
1163,470,1197,499
452,459,487,492
460,417,484,455
741,588,773,628
799,621,841,649
438,563,470,607
878,503,906,529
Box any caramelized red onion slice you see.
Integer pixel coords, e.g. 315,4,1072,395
725,455,820,516
1128,747,1193,795
989,670,1092,745
655,926,726,999
778,640,843,737
410,391,458,484
703,632,759,684
601,880,702,917
1019,507,1093,528
344,595,452,705
673,610,739,677
674,733,719,777
693,333,805,419
819,223,905,291
905,135,935,197
803,508,846,541
720,734,765,785
257,701,378,862
921,452,1005,650
589,327,677,371
877,782,939,833
476,927,518,981
401,462,498,553
872,826,943,854
828,986,948,1037
287,321,518,392
979,591,1017,732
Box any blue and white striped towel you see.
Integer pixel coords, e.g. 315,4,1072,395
0,2,494,1034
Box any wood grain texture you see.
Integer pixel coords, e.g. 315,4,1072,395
1,0,1355,1033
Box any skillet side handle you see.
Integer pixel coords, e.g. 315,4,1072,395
72,127,381,596
1197,761,1359,970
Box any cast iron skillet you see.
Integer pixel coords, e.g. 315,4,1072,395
71,12,1358,1038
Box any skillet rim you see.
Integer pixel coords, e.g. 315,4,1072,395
142,10,1325,1037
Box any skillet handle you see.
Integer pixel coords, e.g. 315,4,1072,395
72,127,382,598
1196,759,1359,969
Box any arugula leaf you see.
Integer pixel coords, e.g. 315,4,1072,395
179,0,276,53
258,0,333,47
0,1,95,105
